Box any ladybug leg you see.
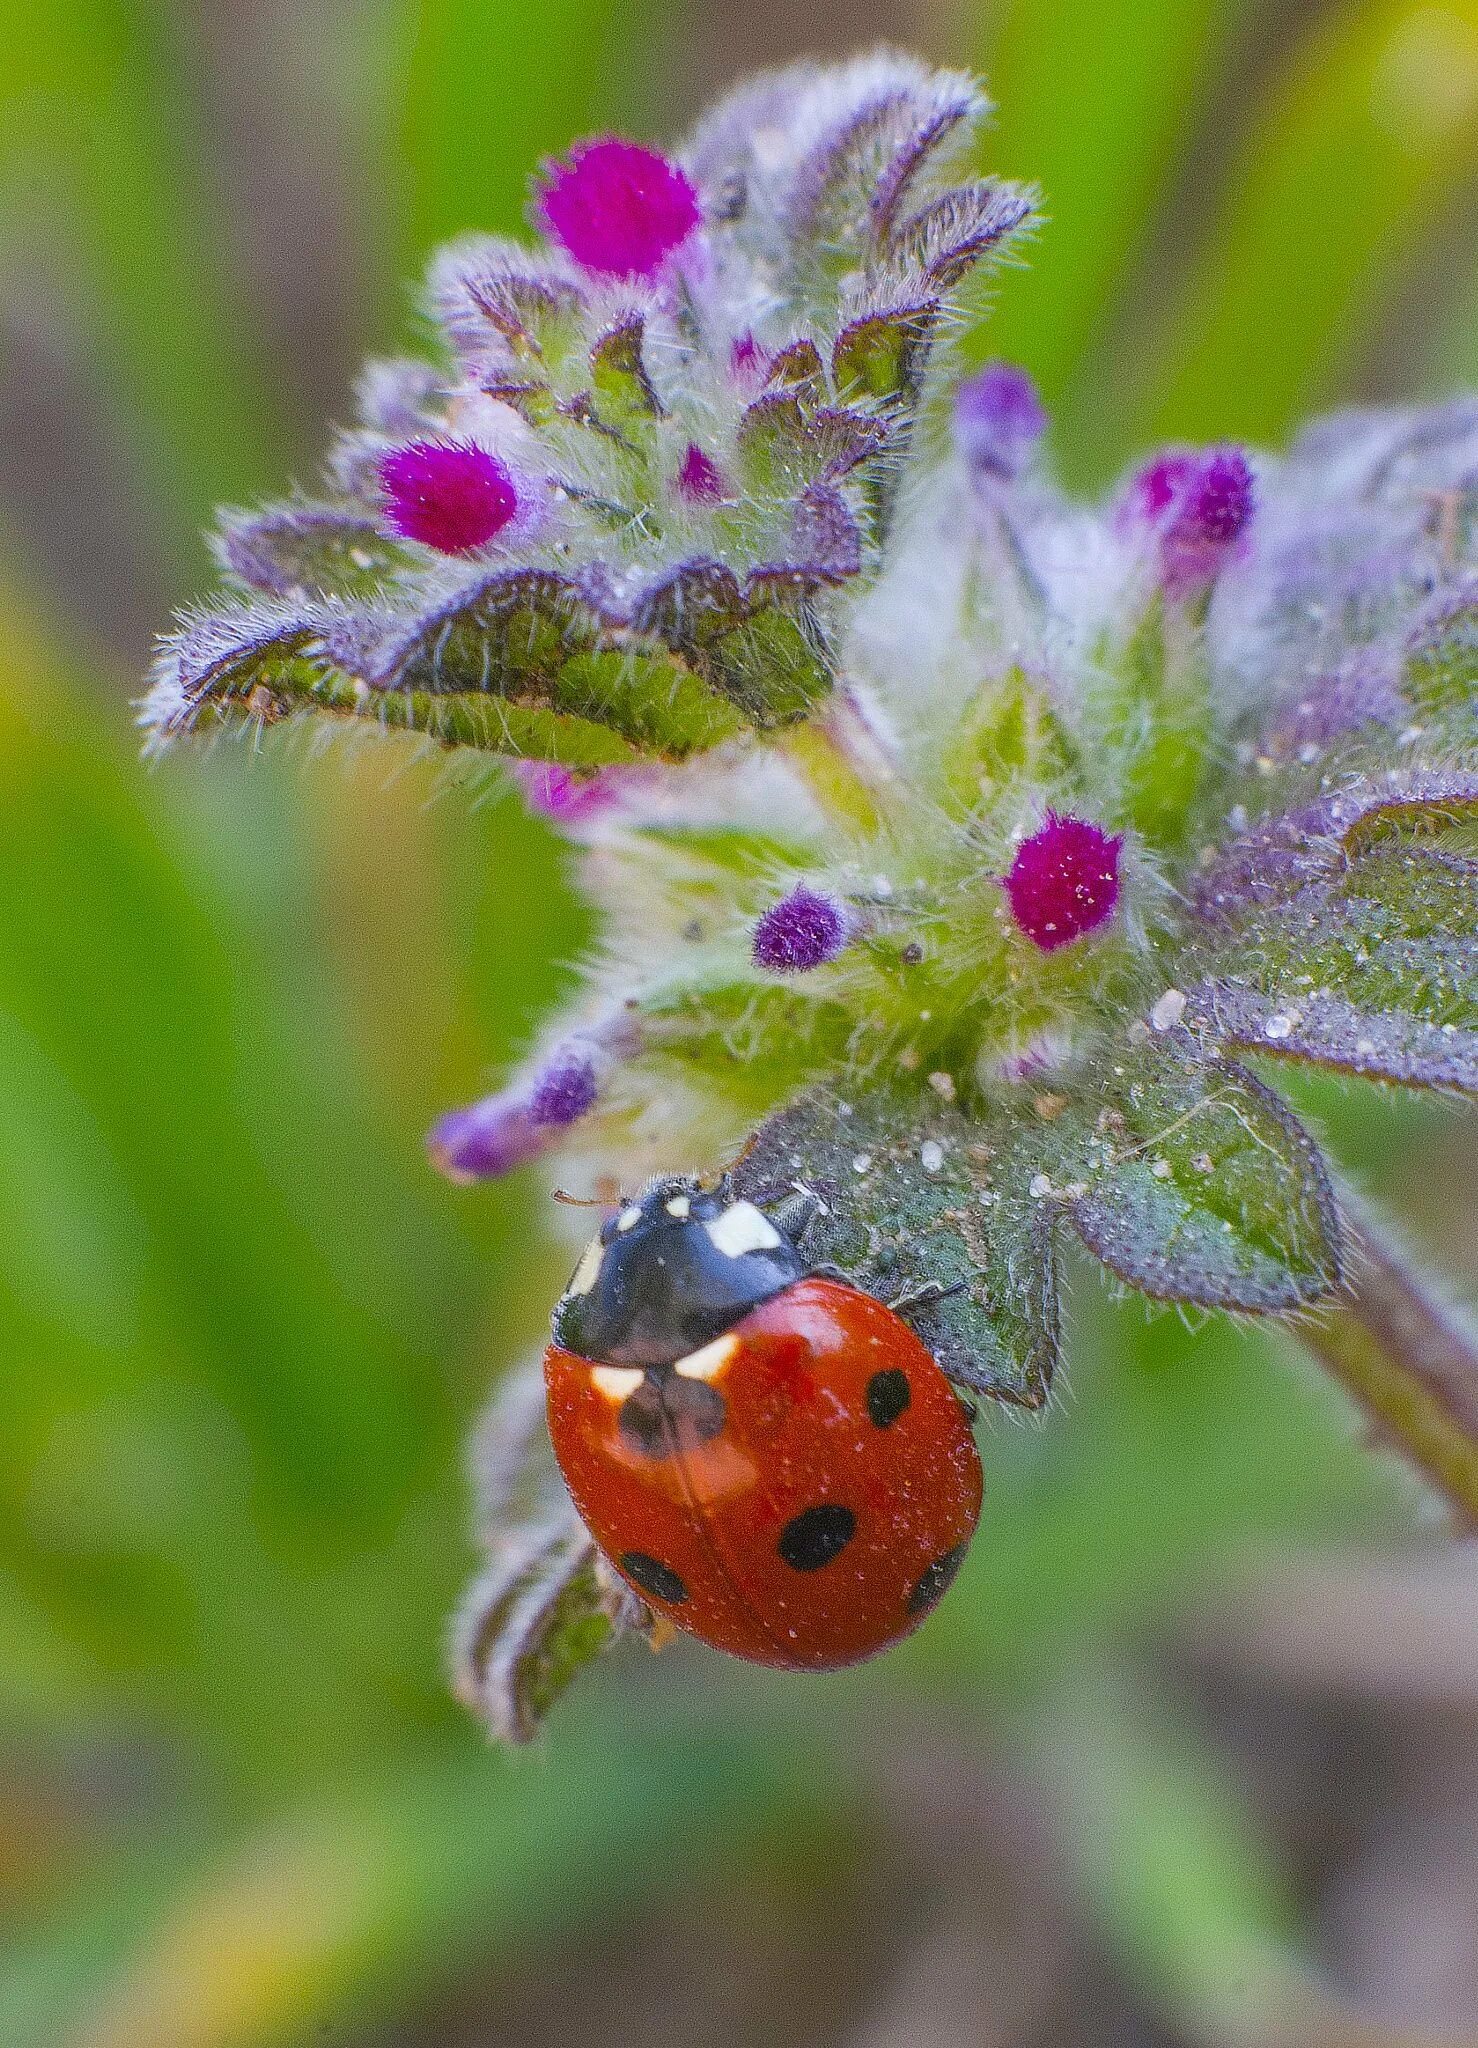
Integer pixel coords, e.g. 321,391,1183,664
887,1278,967,1317
766,1181,828,1246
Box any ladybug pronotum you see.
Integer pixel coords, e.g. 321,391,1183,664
543,1178,982,1669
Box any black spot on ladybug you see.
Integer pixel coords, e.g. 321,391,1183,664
619,1551,689,1604
665,1375,727,1447
907,1542,968,1616
866,1368,911,1428
618,1380,669,1459
777,1504,856,1572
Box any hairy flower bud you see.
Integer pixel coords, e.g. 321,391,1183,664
1126,444,1255,596
954,361,1046,480
1004,815,1123,951
752,886,852,973
537,137,700,279
379,440,519,555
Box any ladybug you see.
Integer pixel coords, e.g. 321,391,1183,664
543,1177,982,1670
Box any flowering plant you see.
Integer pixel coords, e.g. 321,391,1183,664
147,52,1478,1741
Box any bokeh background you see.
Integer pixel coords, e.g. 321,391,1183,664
3,3,1478,2043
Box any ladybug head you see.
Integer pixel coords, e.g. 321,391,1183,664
552,1176,807,1368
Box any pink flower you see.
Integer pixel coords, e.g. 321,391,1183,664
538,138,700,280
1004,814,1123,951
379,441,518,555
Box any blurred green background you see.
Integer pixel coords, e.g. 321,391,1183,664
3,4,1478,2044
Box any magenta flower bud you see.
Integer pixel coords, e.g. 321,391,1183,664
537,137,700,280
731,333,763,381
752,886,851,973
1124,450,1197,524
1004,813,1123,952
379,440,518,555
1163,447,1254,590
954,361,1046,480
1125,444,1255,596
676,443,727,504
527,1050,600,1128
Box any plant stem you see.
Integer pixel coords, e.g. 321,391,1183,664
780,687,900,837
1300,1188,1478,1528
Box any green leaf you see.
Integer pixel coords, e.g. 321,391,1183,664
587,315,664,445
452,1363,635,1744
1405,587,1478,725
215,503,405,601
831,304,938,408
1067,1046,1342,1312
1191,807,1478,1094
730,1086,1061,1407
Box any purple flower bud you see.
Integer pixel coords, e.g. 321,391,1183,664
1162,446,1254,593
1124,444,1255,596
954,361,1047,480
428,1092,543,1184
527,1050,600,1128
379,440,519,555
676,443,727,503
537,137,700,280
1004,814,1123,952
752,886,851,973
429,1045,602,1183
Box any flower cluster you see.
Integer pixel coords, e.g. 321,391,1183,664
148,52,1478,1738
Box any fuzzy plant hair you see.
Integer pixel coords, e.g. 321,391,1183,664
146,50,1478,1742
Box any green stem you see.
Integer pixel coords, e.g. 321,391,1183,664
779,688,900,837
1301,1189,1478,1528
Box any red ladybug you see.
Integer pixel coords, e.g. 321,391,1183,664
543,1177,982,1670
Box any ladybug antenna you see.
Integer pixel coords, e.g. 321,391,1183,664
551,1185,628,1208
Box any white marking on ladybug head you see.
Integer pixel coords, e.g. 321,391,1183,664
591,1364,645,1402
616,1206,643,1233
705,1201,782,1260
567,1236,604,1297
673,1333,740,1381
664,1193,691,1218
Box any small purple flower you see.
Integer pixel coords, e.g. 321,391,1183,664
528,1051,600,1128
1004,814,1123,952
379,440,519,555
954,362,1046,480
537,137,700,280
676,443,727,503
752,886,851,973
1125,444,1255,596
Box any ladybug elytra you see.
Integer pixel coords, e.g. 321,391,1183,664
544,1178,982,1669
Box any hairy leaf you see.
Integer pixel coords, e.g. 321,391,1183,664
730,1086,1061,1407
215,503,404,600
452,1362,638,1744
1067,1045,1342,1311
1191,785,1478,1094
